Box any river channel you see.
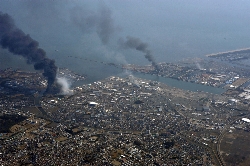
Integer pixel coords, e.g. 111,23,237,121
132,72,225,94
73,70,225,95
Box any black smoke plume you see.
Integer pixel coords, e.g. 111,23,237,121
0,12,57,93
119,36,160,71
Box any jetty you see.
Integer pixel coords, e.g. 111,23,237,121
206,47,250,57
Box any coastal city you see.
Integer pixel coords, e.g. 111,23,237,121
1,50,250,166
2,0,250,165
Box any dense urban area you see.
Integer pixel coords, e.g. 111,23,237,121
1,52,250,166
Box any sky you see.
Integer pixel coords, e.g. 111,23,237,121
1,0,250,73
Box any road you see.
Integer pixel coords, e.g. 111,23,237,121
216,113,250,166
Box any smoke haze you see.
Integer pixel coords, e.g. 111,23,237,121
0,12,57,92
71,3,116,45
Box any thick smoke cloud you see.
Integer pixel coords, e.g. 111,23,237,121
119,36,159,71
71,4,115,45
0,12,57,92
